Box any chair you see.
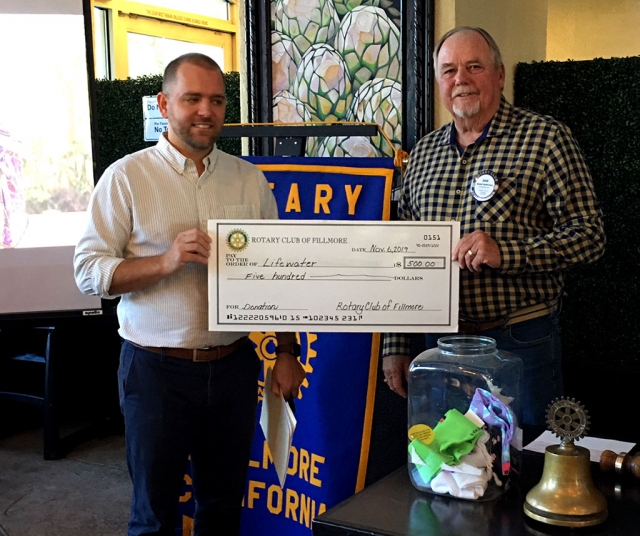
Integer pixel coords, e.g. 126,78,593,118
0,326,64,459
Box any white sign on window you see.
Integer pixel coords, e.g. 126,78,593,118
143,95,168,141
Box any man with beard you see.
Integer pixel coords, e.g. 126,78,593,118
74,54,305,536
381,27,605,426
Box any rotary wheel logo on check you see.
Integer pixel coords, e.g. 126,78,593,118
226,229,249,252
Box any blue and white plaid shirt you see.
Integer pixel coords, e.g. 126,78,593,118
383,98,605,357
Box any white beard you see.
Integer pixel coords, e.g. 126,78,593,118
453,100,480,119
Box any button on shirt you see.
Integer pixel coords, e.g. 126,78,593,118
74,134,278,349
383,98,605,357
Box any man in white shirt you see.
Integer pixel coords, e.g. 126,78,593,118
74,53,305,536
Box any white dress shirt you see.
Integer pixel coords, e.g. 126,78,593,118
74,134,278,348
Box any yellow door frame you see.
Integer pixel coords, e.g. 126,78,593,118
91,0,238,79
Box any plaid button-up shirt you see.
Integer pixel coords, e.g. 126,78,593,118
383,97,605,357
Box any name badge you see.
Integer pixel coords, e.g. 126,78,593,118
471,170,498,201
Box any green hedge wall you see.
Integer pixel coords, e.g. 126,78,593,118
94,72,241,175
514,57,640,369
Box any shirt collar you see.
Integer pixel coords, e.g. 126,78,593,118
439,96,513,149
486,96,513,138
156,133,218,174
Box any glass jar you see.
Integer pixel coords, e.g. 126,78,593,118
407,335,523,501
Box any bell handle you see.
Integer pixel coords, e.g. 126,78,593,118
600,449,640,479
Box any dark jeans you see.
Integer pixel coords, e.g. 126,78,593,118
118,339,261,536
425,311,563,426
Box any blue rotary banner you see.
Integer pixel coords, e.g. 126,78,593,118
176,157,394,536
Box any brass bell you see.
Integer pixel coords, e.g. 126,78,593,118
523,398,608,527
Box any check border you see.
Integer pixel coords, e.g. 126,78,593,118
210,220,460,332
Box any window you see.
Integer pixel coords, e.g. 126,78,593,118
93,7,111,79
92,0,237,79
127,34,225,78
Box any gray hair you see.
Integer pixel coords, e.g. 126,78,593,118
433,26,503,76
162,53,224,94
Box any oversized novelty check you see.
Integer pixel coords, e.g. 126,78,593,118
207,220,460,332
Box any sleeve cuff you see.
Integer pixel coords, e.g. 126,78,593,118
382,333,411,357
498,239,527,274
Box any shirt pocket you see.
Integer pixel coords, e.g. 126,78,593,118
223,204,258,219
474,174,518,223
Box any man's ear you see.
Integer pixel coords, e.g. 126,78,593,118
157,92,169,119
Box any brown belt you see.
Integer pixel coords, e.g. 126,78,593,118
458,300,559,334
129,336,248,362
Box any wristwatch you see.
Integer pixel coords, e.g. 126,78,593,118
275,342,301,357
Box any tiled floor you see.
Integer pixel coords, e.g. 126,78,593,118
0,415,130,536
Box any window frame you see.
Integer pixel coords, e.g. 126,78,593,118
91,0,238,79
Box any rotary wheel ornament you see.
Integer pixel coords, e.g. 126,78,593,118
546,397,591,444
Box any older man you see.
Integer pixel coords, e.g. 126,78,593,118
382,27,605,425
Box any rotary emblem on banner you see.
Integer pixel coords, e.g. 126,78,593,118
250,331,317,400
